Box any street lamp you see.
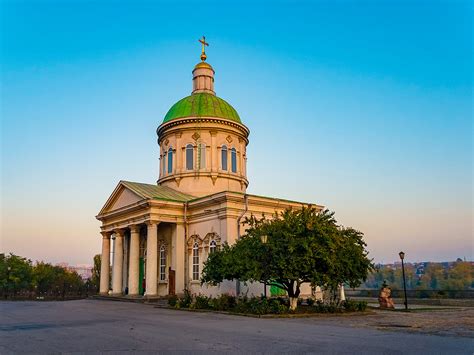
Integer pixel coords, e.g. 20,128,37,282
399,251,408,310
260,234,268,298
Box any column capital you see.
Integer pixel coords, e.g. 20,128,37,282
129,224,141,233
146,220,160,227
114,229,125,237
100,231,111,239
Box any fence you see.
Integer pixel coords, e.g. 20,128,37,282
345,288,474,299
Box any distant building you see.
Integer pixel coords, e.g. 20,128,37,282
55,262,92,281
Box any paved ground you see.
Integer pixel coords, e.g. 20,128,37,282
1,300,473,354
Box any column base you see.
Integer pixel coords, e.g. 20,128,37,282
110,292,124,297
99,291,110,296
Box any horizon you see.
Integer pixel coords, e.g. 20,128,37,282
1,1,472,265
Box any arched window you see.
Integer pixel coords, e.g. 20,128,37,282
192,242,199,280
198,143,206,169
167,148,173,174
159,245,166,281
209,240,217,254
221,145,228,171
231,148,237,173
186,144,194,170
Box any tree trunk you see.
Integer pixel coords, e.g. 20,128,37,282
289,297,298,311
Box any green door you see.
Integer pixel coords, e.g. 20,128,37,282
270,282,286,297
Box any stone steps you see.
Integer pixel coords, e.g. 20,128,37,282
92,295,170,307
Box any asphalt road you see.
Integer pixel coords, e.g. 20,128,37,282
1,300,472,354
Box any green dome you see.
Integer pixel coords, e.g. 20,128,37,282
163,93,241,124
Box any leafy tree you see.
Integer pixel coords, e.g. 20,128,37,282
90,254,101,293
202,208,373,310
32,262,84,297
0,253,33,297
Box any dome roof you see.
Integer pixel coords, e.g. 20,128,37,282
163,93,241,124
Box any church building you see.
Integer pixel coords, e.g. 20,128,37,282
96,38,323,298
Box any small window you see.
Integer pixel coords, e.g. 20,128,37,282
231,148,237,173
221,145,228,171
198,143,206,169
160,246,166,281
186,144,194,170
167,148,173,174
192,242,199,280
209,240,217,254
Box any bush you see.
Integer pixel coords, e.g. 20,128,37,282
306,298,315,306
168,295,178,307
210,294,237,311
194,294,211,309
176,289,193,308
268,299,288,314
313,301,342,313
341,299,367,312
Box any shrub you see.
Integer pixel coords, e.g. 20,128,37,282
210,294,236,311
342,299,358,312
341,299,367,312
306,298,315,306
313,301,342,313
177,289,192,308
168,295,178,307
194,294,211,309
356,301,367,311
275,297,289,307
268,299,287,314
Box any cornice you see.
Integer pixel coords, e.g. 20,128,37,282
157,117,250,143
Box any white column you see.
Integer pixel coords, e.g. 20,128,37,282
128,225,140,296
146,221,159,296
172,223,186,295
112,230,124,295
99,232,111,295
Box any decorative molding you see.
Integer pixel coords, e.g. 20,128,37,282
192,132,201,141
187,234,202,248
226,135,233,143
203,232,221,246
157,239,168,250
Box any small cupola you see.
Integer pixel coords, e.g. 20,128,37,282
192,36,215,95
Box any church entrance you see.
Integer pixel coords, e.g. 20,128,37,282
168,267,175,295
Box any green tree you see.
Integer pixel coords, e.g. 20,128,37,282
32,262,85,298
202,208,373,310
90,254,101,293
0,253,33,297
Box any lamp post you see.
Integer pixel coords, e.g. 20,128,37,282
399,251,408,310
260,234,268,298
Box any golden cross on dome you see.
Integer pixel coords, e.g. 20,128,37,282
198,35,209,61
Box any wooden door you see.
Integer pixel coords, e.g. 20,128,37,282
168,268,176,295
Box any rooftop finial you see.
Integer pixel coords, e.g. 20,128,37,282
198,35,209,61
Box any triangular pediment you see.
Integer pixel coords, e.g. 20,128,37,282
97,181,145,216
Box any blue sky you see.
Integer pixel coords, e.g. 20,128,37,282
1,0,472,265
